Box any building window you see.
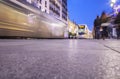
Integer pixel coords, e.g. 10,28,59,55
45,1,47,7
40,0,42,4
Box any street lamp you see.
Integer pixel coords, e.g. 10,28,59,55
111,0,116,3
110,0,116,7
110,3,114,7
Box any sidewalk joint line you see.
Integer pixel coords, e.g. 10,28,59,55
104,45,120,53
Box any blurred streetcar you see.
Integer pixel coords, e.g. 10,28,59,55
78,25,86,38
77,24,90,39
0,0,67,38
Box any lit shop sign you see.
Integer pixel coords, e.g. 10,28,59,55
79,25,85,29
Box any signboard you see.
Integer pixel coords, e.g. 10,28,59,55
79,25,85,29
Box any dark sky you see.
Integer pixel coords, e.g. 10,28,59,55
68,0,111,30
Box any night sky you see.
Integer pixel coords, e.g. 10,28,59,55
68,0,112,30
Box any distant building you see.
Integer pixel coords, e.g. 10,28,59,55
68,19,78,38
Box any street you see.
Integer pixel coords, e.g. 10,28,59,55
0,39,120,79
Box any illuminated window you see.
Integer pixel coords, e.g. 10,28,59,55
79,25,85,29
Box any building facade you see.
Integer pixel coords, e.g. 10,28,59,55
0,0,68,38
68,19,78,38
25,0,68,23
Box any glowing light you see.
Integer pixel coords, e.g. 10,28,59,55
110,0,117,7
111,0,116,3
110,3,114,7
26,0,32,4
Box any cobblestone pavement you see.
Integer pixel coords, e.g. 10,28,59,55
0,39,120,79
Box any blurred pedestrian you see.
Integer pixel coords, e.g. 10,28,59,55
114,12,120,39
94,15,101,39
100,12,108,40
